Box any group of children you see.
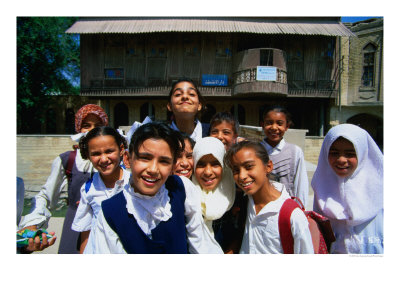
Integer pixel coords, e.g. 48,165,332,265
18,78,383,254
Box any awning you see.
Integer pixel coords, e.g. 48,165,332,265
66,17,355,37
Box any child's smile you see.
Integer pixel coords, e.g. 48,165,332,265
262,111,289,147
328,137,358,178
195,154,223,192
173,139,194,179
130,139,174,196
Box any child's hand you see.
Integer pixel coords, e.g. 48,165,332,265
25,231,56,253
17,227,57,253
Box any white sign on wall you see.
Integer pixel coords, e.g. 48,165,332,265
256,66,277,81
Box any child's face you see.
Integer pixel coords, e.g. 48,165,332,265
88,135,124,178
262,111,289,147
173,139,194,179
167,81,202,119
80,114,104,133
129,138,174,196
210,121,238,150
194,154,223,191
230,147,273,196
328,137,358,178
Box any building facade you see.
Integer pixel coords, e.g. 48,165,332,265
63,17,354,136
333,18,383,150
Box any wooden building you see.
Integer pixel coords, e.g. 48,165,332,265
66,17,355,136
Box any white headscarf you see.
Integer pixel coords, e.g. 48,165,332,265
192,137,236,225
311,124,383,226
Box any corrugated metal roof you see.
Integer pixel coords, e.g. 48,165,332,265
66,17,355,36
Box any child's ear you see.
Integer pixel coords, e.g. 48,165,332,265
119,144,125,156
265,160,273,175
167,102,172,112
123,151,131,169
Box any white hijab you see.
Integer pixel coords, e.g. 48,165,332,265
192,137,236,223
311,124,383,226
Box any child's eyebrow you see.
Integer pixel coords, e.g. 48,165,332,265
173,87,196,93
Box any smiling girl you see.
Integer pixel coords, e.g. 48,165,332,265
312,124,383,254
18,104,109,253
173,134,195,179
84,122,222,254
192,137,236,239
260,105,309,208
167,78,210,142
71,126,130,253
225,140,313,254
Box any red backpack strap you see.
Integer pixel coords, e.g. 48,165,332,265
278,198,302,254
65,149,77,181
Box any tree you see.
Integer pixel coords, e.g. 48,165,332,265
17,17,80,133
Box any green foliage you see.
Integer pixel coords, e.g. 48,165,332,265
17,17,80,133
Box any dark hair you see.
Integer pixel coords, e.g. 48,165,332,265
129,122,185,164
225,140,270,170
180,132,196,150
261,105,293,127
209,111,240,135
79,126,128,160
168,77,205,114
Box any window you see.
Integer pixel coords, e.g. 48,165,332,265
260,49,273,66
362,43,377,87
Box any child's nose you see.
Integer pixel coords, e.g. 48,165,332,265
147,160,159,174
203,165,213,176
238,168,247,180
180,157,189,167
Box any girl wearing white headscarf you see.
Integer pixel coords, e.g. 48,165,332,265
192,137,236,236
311,124,383,254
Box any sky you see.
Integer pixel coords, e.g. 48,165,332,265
341,16,383,23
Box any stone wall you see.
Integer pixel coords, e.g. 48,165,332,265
17,136,76,196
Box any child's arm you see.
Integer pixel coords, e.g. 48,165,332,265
71,184,93,233
290,208,314,254
293,148,309,209
79,231,90,254
18,156,67,230
180,176,223,254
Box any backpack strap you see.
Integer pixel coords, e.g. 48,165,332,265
65,149,77,181
278,198,302,254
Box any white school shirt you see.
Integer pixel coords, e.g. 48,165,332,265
18,150,94,230
170,119,203,143
261,138,309,208
71,168,131,232
84,176,223,254
240,182,313,254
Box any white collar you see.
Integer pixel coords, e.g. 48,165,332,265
262,138,286,152
248,181,290,216
124,181,172,237
171,119,203,143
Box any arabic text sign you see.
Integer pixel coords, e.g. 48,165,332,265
202,74,228,86
256,66,277,81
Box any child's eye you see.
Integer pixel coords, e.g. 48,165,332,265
245,164,254,170
345,152,357,158
232,167,239,175
160,159,172,165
